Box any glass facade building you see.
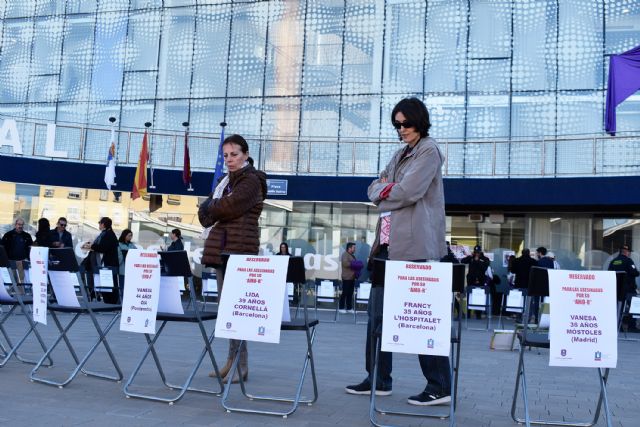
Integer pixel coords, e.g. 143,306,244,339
1,1,640,281
0,1,639,145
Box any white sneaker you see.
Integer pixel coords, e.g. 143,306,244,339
347,309,355,314
339,309,347,314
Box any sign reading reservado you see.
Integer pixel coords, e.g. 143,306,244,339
215,255,288,344
548,269,617,368
381,261,452,356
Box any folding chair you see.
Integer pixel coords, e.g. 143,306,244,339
30,248,123,388
0,246,51,367
93,266,120,303
201,269,219,312
124,250,223,404
497,287,525,329
314,278,339,322
616,271,640,342
511,266,616,427
369,260,466,427
221,256,319,418
354,281,371,324
465,285,491,330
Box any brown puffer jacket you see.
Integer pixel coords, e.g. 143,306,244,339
198,165,267,267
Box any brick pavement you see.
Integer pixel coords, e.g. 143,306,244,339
1,310,638,426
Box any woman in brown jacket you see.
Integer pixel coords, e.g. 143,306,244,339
198,134,267,383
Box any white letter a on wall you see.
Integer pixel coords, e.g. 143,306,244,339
0,119,22,155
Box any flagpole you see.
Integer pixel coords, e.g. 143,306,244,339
183,121,194,192
108,116,117,187
211,121,227,192
145,122,155,189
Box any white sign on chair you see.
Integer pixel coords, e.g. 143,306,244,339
120,250,161,334
548,270,617,368
215,255,289,344
381,261,452,356
30,247,49,325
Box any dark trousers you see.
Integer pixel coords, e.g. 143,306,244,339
339,279,355,310
364,259,451,394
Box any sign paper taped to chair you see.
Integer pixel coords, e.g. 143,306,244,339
1,267,12,284
630,296,640,315
48,271,81,308
158,276,185,315
215,255,288,344
30,246,49,325
381,261,452,356
548,269,617,368
120,250,161,334
506,289,524,312
469,288,486,310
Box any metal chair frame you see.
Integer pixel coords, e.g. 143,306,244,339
510,266,616,427
354,281,371,324
464,285,491,330
0,248,52,368
30,248,123,388
314,278,339,322
369,261,465,427
123,251,223,404
221,256,319,418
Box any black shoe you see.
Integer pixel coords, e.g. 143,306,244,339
345,380,392,396
407,390,451,406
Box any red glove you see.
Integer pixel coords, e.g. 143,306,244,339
379,183,395,200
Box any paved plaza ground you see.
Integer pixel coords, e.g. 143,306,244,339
1,309,638,426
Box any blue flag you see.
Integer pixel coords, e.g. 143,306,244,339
211,125,225,191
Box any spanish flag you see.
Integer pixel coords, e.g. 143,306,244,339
132,130,148,200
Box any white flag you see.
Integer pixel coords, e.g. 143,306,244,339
104,128,117,190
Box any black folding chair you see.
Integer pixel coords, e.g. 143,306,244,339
616,271,640,342
511,266,618,427
314,278,339,322
465,285,491,330
123,250,223,404
30,248,123,388
221,256,319,418
0,246,52,368
354,281,372,324
201,269,219,312
369,260,465,427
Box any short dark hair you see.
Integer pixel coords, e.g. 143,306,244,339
536,246,547,256
346,242,356,251
391,97,431,138
57,217,68,224
223,134,249,153
99,217,112,229
522,248,530,257
171,228,182,239
118,229,133,243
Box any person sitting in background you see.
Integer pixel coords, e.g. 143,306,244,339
50,217,73,248
117,229,137,297
34,218,54,248
1,217,33,261
167,228,184,251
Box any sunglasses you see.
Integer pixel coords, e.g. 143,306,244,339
58,223,67,227
392,120,415,130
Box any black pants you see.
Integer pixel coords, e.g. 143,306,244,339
339,279,355,310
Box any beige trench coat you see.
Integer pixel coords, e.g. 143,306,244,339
367,136,446,261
